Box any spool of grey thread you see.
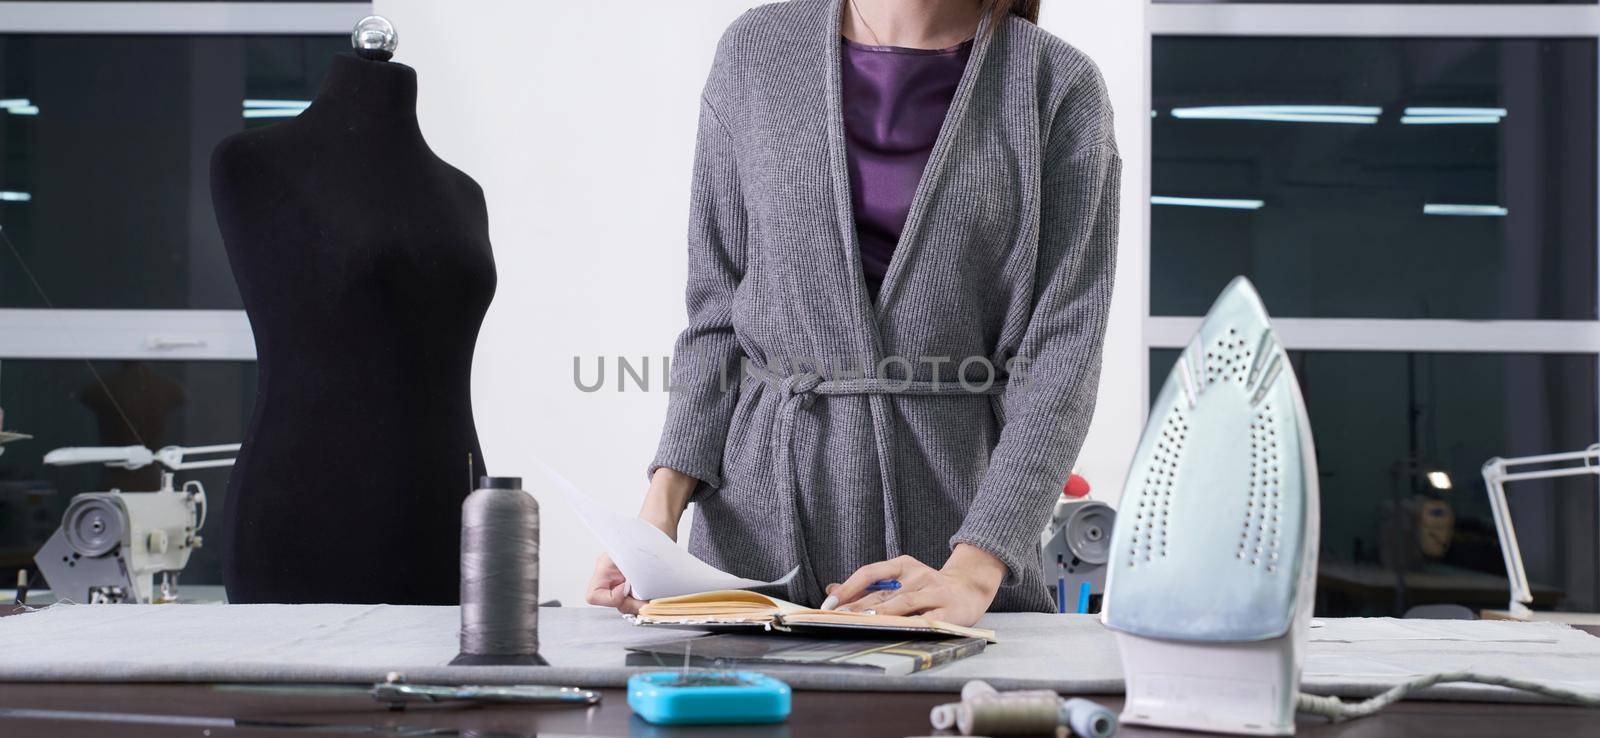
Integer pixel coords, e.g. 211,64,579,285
449,476,548,666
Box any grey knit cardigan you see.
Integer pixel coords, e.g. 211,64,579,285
651,0,1120,612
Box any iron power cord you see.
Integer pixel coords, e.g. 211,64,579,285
1298,671,1600,722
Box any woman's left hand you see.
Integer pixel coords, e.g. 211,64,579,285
822,544,1007,627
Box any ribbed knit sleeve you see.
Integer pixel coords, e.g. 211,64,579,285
951,120,1121,585
648,94,749,492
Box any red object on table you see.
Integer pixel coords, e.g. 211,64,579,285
1063,474,1091,498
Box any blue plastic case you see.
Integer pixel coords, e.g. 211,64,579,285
627,671,791,725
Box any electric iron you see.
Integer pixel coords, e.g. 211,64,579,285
1102,277,1319,736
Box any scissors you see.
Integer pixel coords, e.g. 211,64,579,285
215,671,602,711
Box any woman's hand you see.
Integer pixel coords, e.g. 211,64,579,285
584,467,699,613
584,552,646,613
821,544,1007,627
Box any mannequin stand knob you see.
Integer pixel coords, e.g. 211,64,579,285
352,15,398,62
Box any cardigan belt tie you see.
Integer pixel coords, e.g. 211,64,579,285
752,364,1008,602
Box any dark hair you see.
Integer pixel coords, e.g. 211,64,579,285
990,0,1040,25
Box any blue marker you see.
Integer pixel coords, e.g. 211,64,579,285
1056,555,1066,613
1076,581,1093,614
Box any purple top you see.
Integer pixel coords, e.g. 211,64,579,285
840,35,973,300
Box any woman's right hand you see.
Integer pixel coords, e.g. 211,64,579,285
585,552,647,613
583,466,699,614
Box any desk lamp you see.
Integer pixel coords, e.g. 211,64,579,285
1481,444,1600,619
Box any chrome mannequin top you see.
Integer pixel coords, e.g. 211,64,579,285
352,15,399,62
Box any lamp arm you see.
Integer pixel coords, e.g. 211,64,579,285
153,444,242,471
1481,444,1600,619
1481,459,1534,617
43,445,154,469
44,443,240,472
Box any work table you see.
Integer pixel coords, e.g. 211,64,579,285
2,604,1598,736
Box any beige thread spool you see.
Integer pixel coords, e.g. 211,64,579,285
958,693,1064,736
947,680,1118,738
957,681,1057,735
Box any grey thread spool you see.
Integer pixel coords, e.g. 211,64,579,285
450,476,548,666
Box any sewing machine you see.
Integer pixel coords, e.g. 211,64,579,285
33,444,237,604
1039,474,1113,614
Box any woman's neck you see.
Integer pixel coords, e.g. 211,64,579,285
842,0,984,49
308,52,419,119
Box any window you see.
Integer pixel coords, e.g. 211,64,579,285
1152,37,1597,320
1,34,348,310
1151,349,1599,614
1148,2,1600,616
0,3,364,591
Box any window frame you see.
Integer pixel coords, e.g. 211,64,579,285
0,2,371,35
1149,4,1600,37
0,1,370,363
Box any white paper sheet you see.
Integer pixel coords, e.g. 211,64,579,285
530,459,796,600
1309,617,1564,644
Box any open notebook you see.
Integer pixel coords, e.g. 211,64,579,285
629,589,998,642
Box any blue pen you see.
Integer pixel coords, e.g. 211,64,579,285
821,579,900,610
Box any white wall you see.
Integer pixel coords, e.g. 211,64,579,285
1036,2,1148,515
374,0,1146,606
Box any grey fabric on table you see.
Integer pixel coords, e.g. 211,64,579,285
3,604,1599,705
649,0,1120,612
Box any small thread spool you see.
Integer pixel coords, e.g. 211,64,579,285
962,679,999,701
1061,697,1118,738
930,702,961,730
450,476,547,666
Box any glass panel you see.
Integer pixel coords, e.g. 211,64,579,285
1152,37,1598,319
0,34,347,310
1150,349,1599,616
0,359,256,589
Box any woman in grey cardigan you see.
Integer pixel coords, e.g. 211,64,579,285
588,0,1118,626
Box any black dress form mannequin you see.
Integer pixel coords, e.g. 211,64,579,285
211,52,495,604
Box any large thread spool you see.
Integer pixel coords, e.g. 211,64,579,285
957,693,1062,735
450,476,547,666
951,680,1117,738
